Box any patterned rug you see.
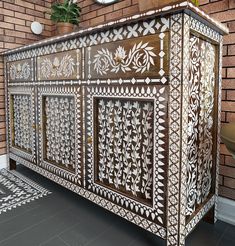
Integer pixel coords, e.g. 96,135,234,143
0,168,51,214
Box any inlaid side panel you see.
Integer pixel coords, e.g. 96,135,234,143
186,35,217,217
86,85,168,226
37,50,81,81
38,86,82,185
8,87,36,163
96,98,154,205
8,58,34,82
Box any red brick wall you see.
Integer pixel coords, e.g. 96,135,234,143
77,0,139,28
0,0,55,155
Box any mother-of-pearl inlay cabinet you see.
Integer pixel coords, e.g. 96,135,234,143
2,1,228,245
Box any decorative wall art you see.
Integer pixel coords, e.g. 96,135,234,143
2,1,228,245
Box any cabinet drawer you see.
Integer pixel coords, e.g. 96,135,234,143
8,58,34,82
37,50,81,81
87,34,169,82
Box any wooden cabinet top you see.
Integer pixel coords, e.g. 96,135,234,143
1,0,228,57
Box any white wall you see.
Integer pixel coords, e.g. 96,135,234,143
0,154,8,169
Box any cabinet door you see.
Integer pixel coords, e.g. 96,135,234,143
8,87,36,164
38,86,83,186
85,85,168,227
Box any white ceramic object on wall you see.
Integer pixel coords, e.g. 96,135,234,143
31,21,43,35
94,0,118,5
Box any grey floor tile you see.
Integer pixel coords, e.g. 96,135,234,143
218,224,235,246
41,236,69,246
0,165,235,246
0,208,81,246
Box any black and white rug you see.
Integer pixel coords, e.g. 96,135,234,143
0,168,51,214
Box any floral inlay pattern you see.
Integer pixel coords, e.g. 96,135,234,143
12,95,32,153
44,96,75,171
9,62,31,81
93,42,156,75
37,50,80,81
96,99,154,203
40,55,75,79
186,35,216,216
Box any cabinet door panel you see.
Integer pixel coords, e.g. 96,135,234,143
85,85,168,226
38,86,82,186
8,87,36,163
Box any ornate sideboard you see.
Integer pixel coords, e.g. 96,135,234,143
2,1,228,245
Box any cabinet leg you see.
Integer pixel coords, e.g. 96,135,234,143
203,205,216,224
9,158,17,170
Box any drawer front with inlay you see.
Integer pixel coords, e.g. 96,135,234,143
8,58,34,83
37,50,81,81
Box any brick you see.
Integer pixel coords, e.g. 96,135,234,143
222,89,227,100
227,20,235,32
226,112,235,122
223,56,235,67
222,101,235,111
223,79,235,89
4,42,21,49
4,2,25,13
1,9,14,17
223,45,228,56
122,5,139,16
114,0,132,10
15,0,35,9
90,15,105,26
14,12,34,21
97,5,113,16
0,134,6,142
224,177,235,188
105,9,123,21
219,185,235,200
221,111,226,122
199,0,210,5
200,0,229,14
227,67,235,78
229,0,235,9
222,67,226,78
220,165,235,178
228,45,235,55
225,155,235,167
83,11,97,21
211,9,235,23
227,90,235,100
0,148,6,155
224,33,235,45
26,9,44,18
5,30,26,38
0,21,14,30
15,25,31,33
220,154,225,165
4,16,25,26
